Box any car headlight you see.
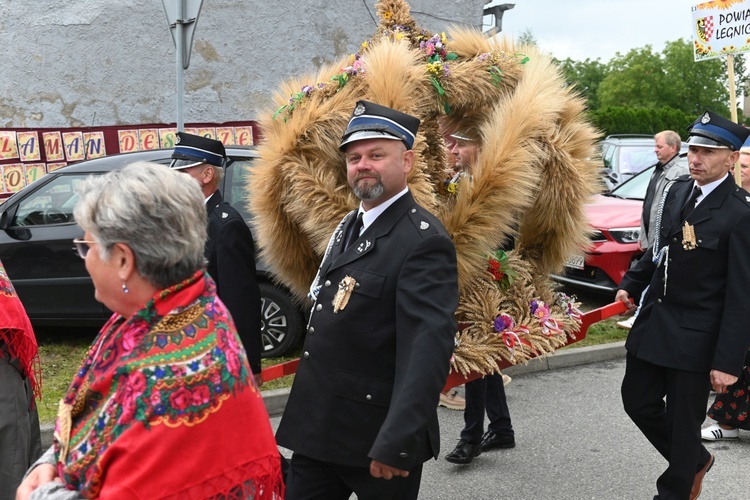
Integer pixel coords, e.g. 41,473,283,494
608,227,640,244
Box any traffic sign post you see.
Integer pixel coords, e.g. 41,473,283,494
162,0,203,131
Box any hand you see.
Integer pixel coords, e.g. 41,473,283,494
615,290,636,312
369,460,409,480
710,369,738,394
253,373,263,388
16,464,59,500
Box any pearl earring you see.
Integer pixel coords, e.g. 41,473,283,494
122,282,129,294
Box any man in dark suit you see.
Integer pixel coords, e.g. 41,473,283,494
444,129,515,465
616,111,750,500
275,101,459,500
170,133,263,385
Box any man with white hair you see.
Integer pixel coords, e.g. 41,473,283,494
170,133,263,386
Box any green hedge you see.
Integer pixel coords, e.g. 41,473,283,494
589,106,696,139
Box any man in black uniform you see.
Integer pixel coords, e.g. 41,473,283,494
616,111,750,500
276,101,459,500
444,129,515,465
170,133,262,385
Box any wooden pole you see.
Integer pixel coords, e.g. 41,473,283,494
728,54,742,186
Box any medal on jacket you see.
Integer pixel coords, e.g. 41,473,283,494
332,275,357,313
681,221,697,250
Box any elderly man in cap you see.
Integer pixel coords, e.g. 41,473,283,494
170,132,263,386
616,111,750,499
275,101,458,500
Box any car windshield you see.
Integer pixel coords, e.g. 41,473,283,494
609,165,654,200
618,146,657,178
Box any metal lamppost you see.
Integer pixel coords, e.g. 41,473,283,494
162,0,203,132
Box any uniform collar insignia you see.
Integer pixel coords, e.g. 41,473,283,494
420,221,430,230
356,239,372,253
222,212,228,219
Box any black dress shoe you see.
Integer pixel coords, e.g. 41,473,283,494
444,439,481,464
480,430,515,451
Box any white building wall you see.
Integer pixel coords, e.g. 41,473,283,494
0,0,487,128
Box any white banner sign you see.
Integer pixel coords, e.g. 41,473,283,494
692,0,750,61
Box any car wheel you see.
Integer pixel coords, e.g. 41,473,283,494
259,281,304,358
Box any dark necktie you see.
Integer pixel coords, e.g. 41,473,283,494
344,212,364,250
681,185,701,221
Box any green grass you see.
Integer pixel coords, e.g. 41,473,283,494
35,316,628,425
37,339,90,425
563,317,628,349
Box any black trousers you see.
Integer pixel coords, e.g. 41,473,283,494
285,453,423,500
460,373,513,443
621,353,712,499
0,356,42,498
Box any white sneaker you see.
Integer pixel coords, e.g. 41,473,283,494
501,373,512,387
439,389,466,410
616,316,635,329
701,423,739,441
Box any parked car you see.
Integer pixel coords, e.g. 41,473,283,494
0,148,306,358
600,134,687,190
552,159,676,294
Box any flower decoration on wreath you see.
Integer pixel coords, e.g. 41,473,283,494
250,0,601,377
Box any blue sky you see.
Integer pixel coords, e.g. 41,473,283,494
483,0,696,62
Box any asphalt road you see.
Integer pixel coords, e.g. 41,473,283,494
273,358,750,499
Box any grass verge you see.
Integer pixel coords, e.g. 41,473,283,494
37,338,90,425
564,317,628,348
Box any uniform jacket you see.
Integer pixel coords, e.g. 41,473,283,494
640,155,688,250
205,191,262,375
275,191,458,470
620,175,750,375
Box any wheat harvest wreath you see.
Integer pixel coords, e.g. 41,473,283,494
248,0,602,377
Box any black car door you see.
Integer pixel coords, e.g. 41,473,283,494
0,172,108,324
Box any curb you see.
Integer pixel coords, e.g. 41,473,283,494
40,341,626,448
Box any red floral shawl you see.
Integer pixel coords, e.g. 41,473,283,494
0,259,41,400
53,270,283,499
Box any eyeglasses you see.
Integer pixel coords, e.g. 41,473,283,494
72,238,97,259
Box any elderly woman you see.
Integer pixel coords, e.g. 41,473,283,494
17,162,283,499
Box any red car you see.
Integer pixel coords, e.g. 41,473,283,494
552,163,658,293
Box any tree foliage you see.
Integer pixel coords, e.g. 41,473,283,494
589,106,695,139
553,38,748,133
556,57,607,111
516,28,538,48
598,39,730,116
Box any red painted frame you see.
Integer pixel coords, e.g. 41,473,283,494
260,301,628,387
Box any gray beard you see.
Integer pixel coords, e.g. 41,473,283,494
353,181,384,200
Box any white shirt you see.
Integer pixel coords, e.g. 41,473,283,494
691,173,728,207
356,187,409,236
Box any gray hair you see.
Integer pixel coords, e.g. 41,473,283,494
655,130,681,149
74,161,207,289
210,165,224,185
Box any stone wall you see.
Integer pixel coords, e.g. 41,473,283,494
0,0,486,128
